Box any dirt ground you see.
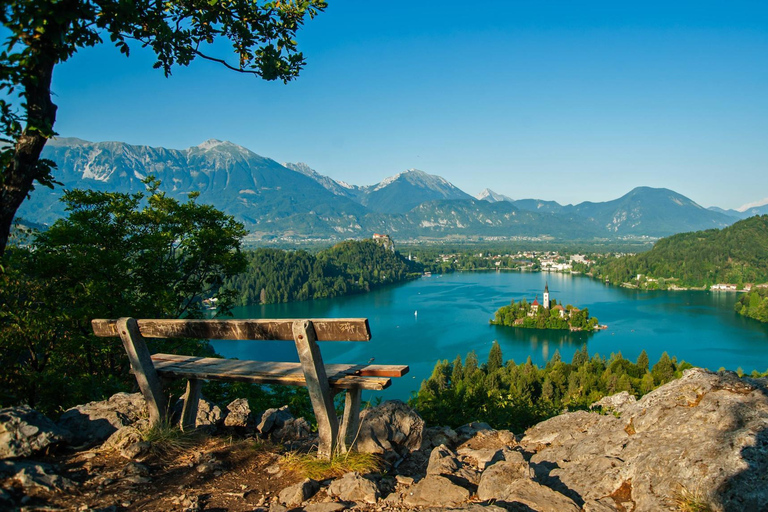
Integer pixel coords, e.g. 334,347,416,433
3,436,310,511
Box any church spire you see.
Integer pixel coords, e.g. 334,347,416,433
543,282,550,309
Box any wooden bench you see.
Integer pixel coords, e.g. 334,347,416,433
91,317,409,458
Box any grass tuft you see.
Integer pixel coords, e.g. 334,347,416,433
282,450,384,480
675,484,714,512
140,420,201,458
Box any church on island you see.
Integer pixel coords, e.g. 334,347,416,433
528,283,567,319
491,283,598,331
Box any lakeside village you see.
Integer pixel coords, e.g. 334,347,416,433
490,283,605,331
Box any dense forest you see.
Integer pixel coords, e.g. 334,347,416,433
735,287,768,323
590,215,768,289
490,298,598,330
223,240,423,305
409,343,696,431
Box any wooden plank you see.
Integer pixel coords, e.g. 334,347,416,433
151,354,408,377
340,388,362,453
293,320,339,459
92,318,371,342
117,318,167,426
180,379,202,432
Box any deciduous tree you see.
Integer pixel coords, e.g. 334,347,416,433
0,0,326,255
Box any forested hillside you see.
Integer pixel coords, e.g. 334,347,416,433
591,215,768,289
224,240,423,305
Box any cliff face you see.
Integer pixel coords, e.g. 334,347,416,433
1,369,767,511
520,368,768,511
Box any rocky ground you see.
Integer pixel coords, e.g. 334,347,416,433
1,368,767,511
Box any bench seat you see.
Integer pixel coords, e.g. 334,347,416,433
93,317,407,458
150,353,407,390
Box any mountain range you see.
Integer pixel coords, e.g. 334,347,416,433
16,137,756,241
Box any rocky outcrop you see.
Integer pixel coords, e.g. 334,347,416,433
520,368,768,511
355,400,424,462
57,392,145,446
0,406,72,459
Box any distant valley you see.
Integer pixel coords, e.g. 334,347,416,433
17,137,756,242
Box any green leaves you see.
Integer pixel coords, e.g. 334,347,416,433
0,177,246,413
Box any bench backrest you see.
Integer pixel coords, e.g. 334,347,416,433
91,318,371,341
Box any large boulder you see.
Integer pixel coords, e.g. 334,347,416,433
354,401,424,462
520,369,768,511
402,475,471,508
327,471,380,504
57,392,145,446
0,406,72,459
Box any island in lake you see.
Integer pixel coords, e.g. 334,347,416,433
491,283,601,331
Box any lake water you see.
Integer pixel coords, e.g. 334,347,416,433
212,271,768,401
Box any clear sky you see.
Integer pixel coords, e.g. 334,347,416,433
48,0,768,209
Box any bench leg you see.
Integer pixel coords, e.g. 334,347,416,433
293,320,339,459
339,388,362,453
180,378,202,432
117,317,167,427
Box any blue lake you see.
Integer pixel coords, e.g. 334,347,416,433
212,271,768,401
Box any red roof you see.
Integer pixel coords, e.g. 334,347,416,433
532,298,539,306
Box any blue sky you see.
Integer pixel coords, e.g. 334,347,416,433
48,1,768,209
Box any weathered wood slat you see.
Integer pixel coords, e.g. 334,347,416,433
151,354,408,378
92,318,371,342
293,320,339,458
117,318,167,426
149,354,393,390
340,388,362,453
180,379,202,432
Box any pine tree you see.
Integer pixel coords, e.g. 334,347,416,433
488,342,503,373
637,350,650,373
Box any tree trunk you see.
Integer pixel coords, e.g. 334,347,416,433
0,53,57,257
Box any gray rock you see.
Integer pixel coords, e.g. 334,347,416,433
303,503,348,512
520,368,768,512
193,397,223,428
223,398,252,428
427,444,460,475
403,475,471,508
0,459,74,492
102,421,148,452
491,478,581,511
355,401,424,461
477,454,533,501
0,405,72,459
590,391,637,413
395,474,414,486
422,425,459,450
455,421,493,442
278,478,319,507
423,506,507,512
120,440,150,460
58,392,146,446
327,471,379,504
257,406,294,434
272,417,311,442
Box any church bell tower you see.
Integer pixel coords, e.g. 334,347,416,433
543,282,550,309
